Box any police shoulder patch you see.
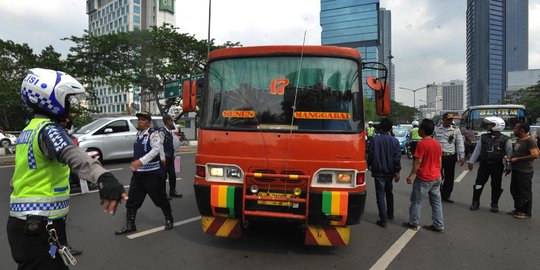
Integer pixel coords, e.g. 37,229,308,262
43,124,74,158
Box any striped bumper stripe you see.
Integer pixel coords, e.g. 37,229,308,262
305,225,350,246
201,216,241,238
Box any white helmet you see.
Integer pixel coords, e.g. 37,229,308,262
368,121,374,125
21,68,85,118
484,116,505,132
412,120,419,127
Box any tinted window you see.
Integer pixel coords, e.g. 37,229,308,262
95,120,129,134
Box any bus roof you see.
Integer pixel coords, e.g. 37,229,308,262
208,45,361,61
466,104,525,110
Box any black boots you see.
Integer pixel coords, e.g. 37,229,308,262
115,208,137,235
470,185,503,212
491,188,503,213
161,204,174,230
470,185,483,210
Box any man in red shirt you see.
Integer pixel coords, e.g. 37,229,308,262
403,118,444,232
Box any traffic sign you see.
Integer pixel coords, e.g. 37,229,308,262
164,75,204,99
164,80,181,99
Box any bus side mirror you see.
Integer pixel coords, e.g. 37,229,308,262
367,76,390,116
182,80,197,112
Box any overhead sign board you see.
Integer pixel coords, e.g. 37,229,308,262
164,74,204,99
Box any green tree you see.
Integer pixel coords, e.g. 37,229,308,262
506,80,540,123
0,40,38,130
364,97,419,124
64,24,240,118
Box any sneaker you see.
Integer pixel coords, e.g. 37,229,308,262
376,220,387,228
402,222,418,230
422,224,444,233
490,204,499,213
513,213,530,220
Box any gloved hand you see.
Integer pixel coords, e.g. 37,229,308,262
98,172,128,214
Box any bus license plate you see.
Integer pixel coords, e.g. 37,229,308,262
257,192,298,208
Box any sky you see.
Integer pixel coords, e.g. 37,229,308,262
1,0,539,107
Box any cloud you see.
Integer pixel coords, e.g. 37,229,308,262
0,1,86,56
1,0,539,109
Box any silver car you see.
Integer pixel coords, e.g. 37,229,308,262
73,116,181,161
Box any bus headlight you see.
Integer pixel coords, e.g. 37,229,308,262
206,164,244,183
312,169,358,188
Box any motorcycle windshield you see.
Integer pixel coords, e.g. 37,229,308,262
201,56,363,133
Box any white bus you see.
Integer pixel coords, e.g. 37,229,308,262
461,104,529,142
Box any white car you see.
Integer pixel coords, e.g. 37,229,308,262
0,133,17,148
73,116,181,161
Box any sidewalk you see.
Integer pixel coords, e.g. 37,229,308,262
0,141,198,166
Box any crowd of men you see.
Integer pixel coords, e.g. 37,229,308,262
367,113,539,233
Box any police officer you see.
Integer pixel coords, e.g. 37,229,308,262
160,114,182,199
367,121,375,138
408,120,421,155
115,111,174,235
467,117,512,212
434,112,465,203
7,68,127,269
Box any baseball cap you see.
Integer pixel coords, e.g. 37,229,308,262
135,111,152,121
442,112,455,120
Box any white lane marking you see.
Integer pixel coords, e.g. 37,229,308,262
369,228,420,270
107,168,124,172
0,165,14,168
454,170,469,183
176,177,182,181
127,216,202,239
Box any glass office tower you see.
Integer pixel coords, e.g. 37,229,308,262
466,0,528,106
321,0,380,99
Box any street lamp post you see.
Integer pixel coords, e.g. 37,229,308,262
399,86,427,109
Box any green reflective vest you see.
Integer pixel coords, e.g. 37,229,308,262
410,127,421,141
10,118,70,219
367,126,375,137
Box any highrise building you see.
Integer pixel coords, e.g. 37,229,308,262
442,80,464,111
424,83,442,119
320,0,382,99
86,0,175,115
466,0,528,106
379,8,394,100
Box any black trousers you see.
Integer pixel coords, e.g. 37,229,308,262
126,171,170,209
7,216,69,270
441,154,457,199
164,156,177,193
510,170,534,215
474,162,504,204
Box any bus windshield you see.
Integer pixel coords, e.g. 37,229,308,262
468,107,526,131
202,56,362,132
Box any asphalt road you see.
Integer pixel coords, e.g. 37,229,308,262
1,153,540,270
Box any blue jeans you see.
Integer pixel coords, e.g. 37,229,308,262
409,177,444,230
374,176,394,221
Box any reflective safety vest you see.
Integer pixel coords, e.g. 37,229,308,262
410,127,421,141
10,118,70,219
367,126,375,137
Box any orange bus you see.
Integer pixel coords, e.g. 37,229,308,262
182,45,390,246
